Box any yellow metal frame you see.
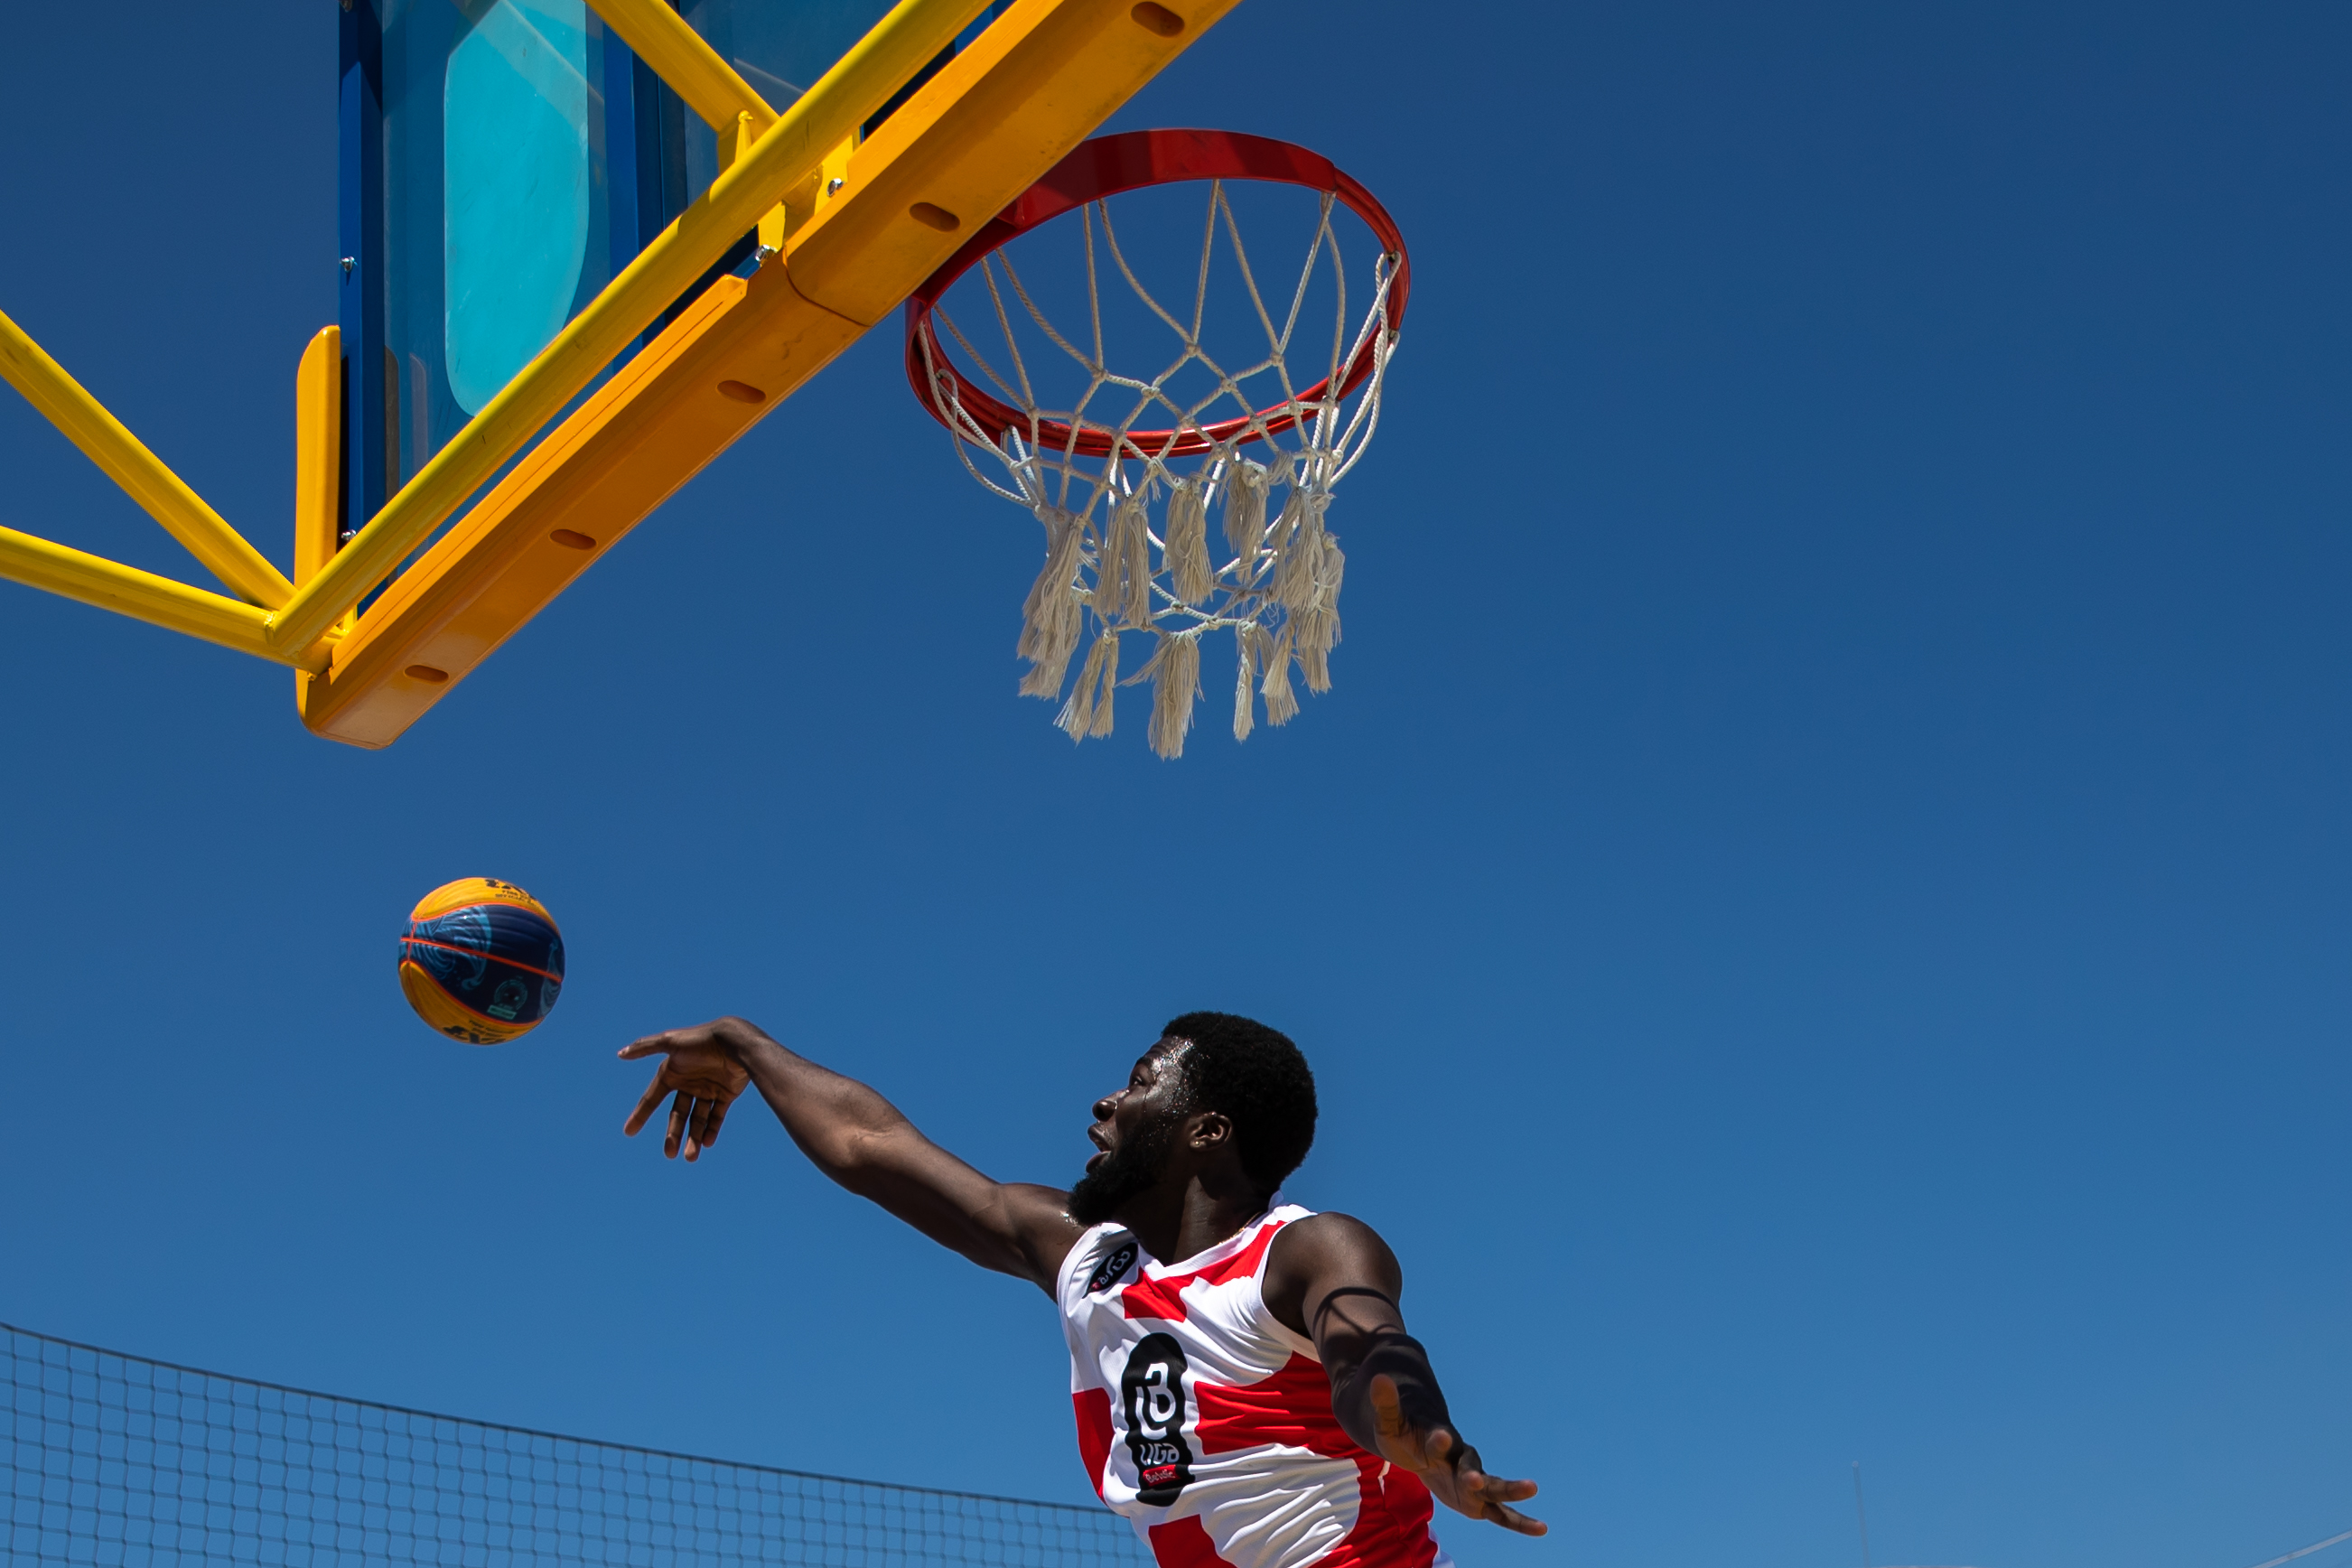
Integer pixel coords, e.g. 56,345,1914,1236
0,0,1237,745
0,307,295,609
0,525,320,670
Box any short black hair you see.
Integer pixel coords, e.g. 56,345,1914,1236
1162,1012,1317,1193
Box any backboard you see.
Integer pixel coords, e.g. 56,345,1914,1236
348,0,1004,527
0,0,1245,746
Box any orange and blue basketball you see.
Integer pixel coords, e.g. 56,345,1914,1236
397,878,565,1044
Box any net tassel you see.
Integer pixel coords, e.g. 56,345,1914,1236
1087,632,1120,736
1232,624,1256,742
1096,493,1153,627
1055,632,1121,741
1261,626,1299,726
1266,490,1322,615
1264,493,1302,609
1016,506,1085,698
1296,530,1344,694
1265,493,1343,693
1222,459,1269,572
1164,480,1213,605
1129,633,1201,760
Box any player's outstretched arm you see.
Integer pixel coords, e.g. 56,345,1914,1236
620,1017,1083,1291
1263,1214,1546,1538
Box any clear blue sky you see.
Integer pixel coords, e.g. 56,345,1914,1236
4,5,2350,1567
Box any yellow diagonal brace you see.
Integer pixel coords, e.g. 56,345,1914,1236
266,0,990,656
586,0,777,132
0,306,295,609
0,525,328,672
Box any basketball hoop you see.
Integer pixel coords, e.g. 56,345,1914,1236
906,128,1410,758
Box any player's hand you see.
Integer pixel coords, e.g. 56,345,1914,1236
620,1021,752,1162
1367,1373,1545,1536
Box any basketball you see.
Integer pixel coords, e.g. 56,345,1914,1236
397,878,566,1044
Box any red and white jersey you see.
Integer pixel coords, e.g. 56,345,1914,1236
1059,1200,1451,1568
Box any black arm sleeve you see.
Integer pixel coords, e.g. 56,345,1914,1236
1327,1330,1455,1460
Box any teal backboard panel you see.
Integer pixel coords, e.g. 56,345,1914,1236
341,0,912,537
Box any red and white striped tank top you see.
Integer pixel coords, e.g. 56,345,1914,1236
1058,1201,1451,1568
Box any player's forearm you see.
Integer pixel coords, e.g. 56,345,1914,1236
1326,1330,1454,1460
715,1018,923,1182
715,1018,1044,1276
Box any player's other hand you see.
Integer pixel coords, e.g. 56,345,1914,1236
620,1020,753,1162
1367,1373,1545,1536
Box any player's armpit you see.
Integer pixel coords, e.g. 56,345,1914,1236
990,1181,1091,1293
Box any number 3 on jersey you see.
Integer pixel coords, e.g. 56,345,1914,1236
1121,1333,1196,1504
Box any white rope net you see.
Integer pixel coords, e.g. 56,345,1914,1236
913,178,1404,758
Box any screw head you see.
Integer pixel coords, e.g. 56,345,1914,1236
826,177,845,196
340,257,355,276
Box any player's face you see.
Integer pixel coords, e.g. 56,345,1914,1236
1068,1039,1191,1223
1086,1040,1191,1167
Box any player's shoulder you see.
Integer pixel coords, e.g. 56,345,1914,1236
1263,1211,1405,1339
1278,1209,1381,1244
1266,1209,1400,1277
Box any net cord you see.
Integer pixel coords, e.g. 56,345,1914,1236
5,1318,1153,1568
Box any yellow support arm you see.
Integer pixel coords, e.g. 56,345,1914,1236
266,0,990,658
0,306,295,609
0,525,325,672
584,0,777,132
292,326,341,591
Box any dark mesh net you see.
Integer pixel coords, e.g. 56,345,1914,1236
3,1321,1151,1568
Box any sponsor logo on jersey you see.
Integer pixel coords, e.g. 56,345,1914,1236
1087,1241,1139,1295
1120,1333,1195,1505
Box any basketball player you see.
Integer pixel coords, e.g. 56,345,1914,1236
620,1012,1545,1567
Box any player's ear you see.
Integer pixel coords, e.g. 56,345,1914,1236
1188,1109,1233,1150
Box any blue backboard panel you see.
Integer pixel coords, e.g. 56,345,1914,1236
338,0,936,548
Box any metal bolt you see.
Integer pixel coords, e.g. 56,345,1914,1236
826,177,845,196
340,257,355,276
754,244,780,266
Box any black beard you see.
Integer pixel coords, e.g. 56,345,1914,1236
1068,1113,1180,1226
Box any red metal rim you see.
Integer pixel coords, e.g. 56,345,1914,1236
903,127,1410,461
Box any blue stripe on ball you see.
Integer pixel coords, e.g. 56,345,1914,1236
399,904,565,1024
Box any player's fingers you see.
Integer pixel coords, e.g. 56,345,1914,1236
685,1096,722,1162
622,1070,672,1135
617,1031,675,1061
1458,1467,1528,1502
1455,1463,1543,1532
701,1095,734,1148
664,1095,691,1158
1484,1502,1546,1537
